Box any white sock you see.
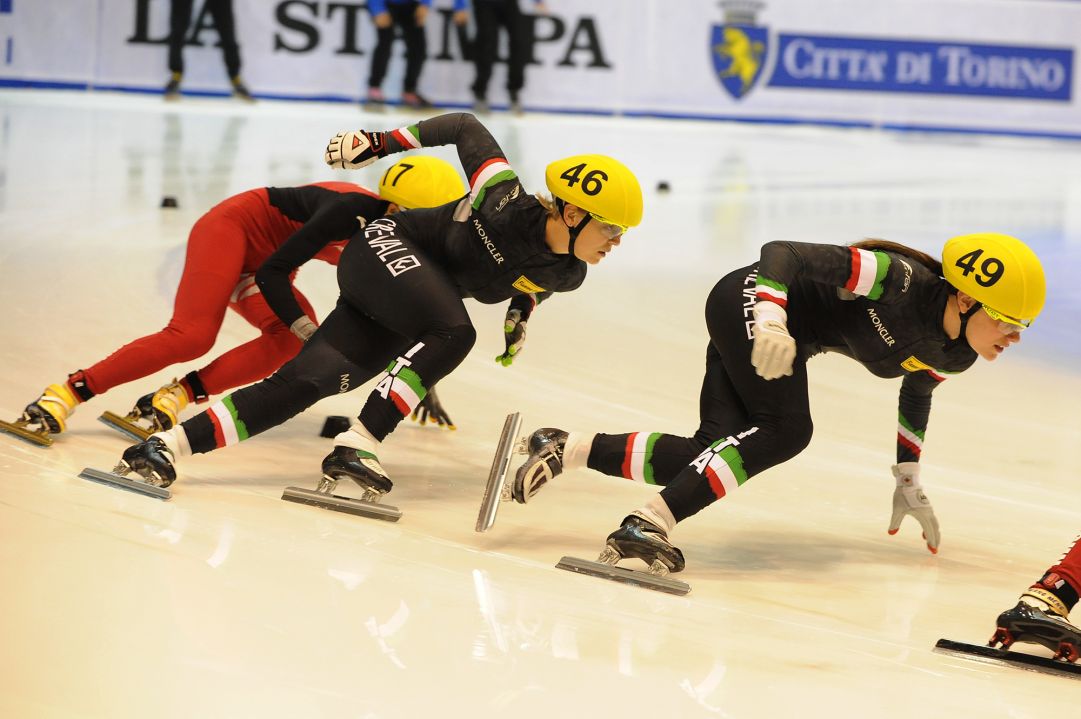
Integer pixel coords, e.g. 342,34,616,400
634,493,677,536
151,427,191,459
334,421,380,455
562,432,594,470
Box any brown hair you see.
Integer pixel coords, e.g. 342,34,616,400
534,192,562,221
850,238,942,277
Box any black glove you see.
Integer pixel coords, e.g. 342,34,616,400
411,386,455,430
495,293,536,366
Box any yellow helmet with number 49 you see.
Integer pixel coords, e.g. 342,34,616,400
942,232,1046,328
379,156,465,210
545,154,643,232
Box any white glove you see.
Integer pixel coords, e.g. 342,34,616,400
888,462,940,554
324,130,386,170
750,301,796,380
290,316,318,342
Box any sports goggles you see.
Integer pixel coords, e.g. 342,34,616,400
588,212,627,239
983,305,1031,334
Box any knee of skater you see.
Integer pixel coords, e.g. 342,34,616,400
165,328,218,360
779,415,814,458
441,322,477,356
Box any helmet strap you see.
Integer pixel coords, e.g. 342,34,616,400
946,299,982,351
556,198,592,259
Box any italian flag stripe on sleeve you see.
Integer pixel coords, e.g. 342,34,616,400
620,432,662,485
844,247,890,299
386,366,426,417
897,412,924,457
207,395,249,448
704,444,748,499
390,125,422,150
469,158,516,209
755,277,789,308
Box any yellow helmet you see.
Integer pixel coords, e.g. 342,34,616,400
544,154,643,231
942,233,1046,327
379,156,465,209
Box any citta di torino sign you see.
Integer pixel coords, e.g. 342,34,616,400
711,1,1073,102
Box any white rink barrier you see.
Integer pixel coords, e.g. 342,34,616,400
1,0,1079,138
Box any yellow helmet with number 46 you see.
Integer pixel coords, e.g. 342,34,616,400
545,154,643,232
379,156,465,210
942,232,1046,328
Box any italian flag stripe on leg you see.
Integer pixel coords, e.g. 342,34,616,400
387,366,426,417
620,432,662,484
391,125,422,150
704,445,748,500
844,247,891,299
469,158,516,209
208,395,249,448
755,277,788,308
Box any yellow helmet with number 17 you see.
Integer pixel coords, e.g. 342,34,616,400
941,233,1046,327
378,156,466,210
544,154,643,231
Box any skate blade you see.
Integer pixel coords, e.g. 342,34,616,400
934,638,1081,678
0,419,53,447
98,411,153,441
281,486,401,522
475,411,523,532
78,467,172,500
555,555,691,596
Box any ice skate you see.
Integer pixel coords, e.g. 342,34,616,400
555,514,691,596
511,428,567,504
99,380,188,441
78,436,175,500
475,412,522,532
0,383,79,447
281,445,401,522
989,592,1081,663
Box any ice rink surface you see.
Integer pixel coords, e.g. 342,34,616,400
1,90,1080,717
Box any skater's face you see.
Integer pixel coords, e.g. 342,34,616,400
564,205,624,265
960,293,1025,361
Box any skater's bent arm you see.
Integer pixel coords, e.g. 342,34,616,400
757,241,914,306
255,195,375,327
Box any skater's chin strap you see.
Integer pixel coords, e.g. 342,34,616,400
556,198,592,260
945,297,981,351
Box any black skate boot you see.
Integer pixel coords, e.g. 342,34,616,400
604,514,686,574
117,436,177,488
511,428,567,503
321,445,393,497
990,597,1081,662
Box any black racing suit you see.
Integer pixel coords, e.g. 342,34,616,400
585,241,978,523
179,112,585,454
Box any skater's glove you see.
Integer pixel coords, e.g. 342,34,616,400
888,462,940,554
290,316,318,342
495,294,536,367
750,301,796,380
411,386,455,430
325,130,388,170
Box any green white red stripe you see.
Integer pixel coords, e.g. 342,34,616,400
384,366,426,416
897,413,925,458
208,395,249,448
755,277,788,308
620,432,662,484
469,158,516,209
703,441,748,499
845,247,890,300
391,125,422,150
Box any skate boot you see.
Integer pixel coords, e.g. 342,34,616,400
0,383,80,447
99,379,189,441
115,436,177,488
320,445,393,501
511,428,567,503
602,513,686,574
990,589,1081,662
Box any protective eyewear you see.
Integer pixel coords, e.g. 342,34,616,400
983,305,1031,334
588,212,627,239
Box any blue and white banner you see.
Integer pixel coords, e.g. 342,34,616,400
1,0,1080,138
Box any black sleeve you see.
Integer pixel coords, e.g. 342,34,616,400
254,193,383,328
